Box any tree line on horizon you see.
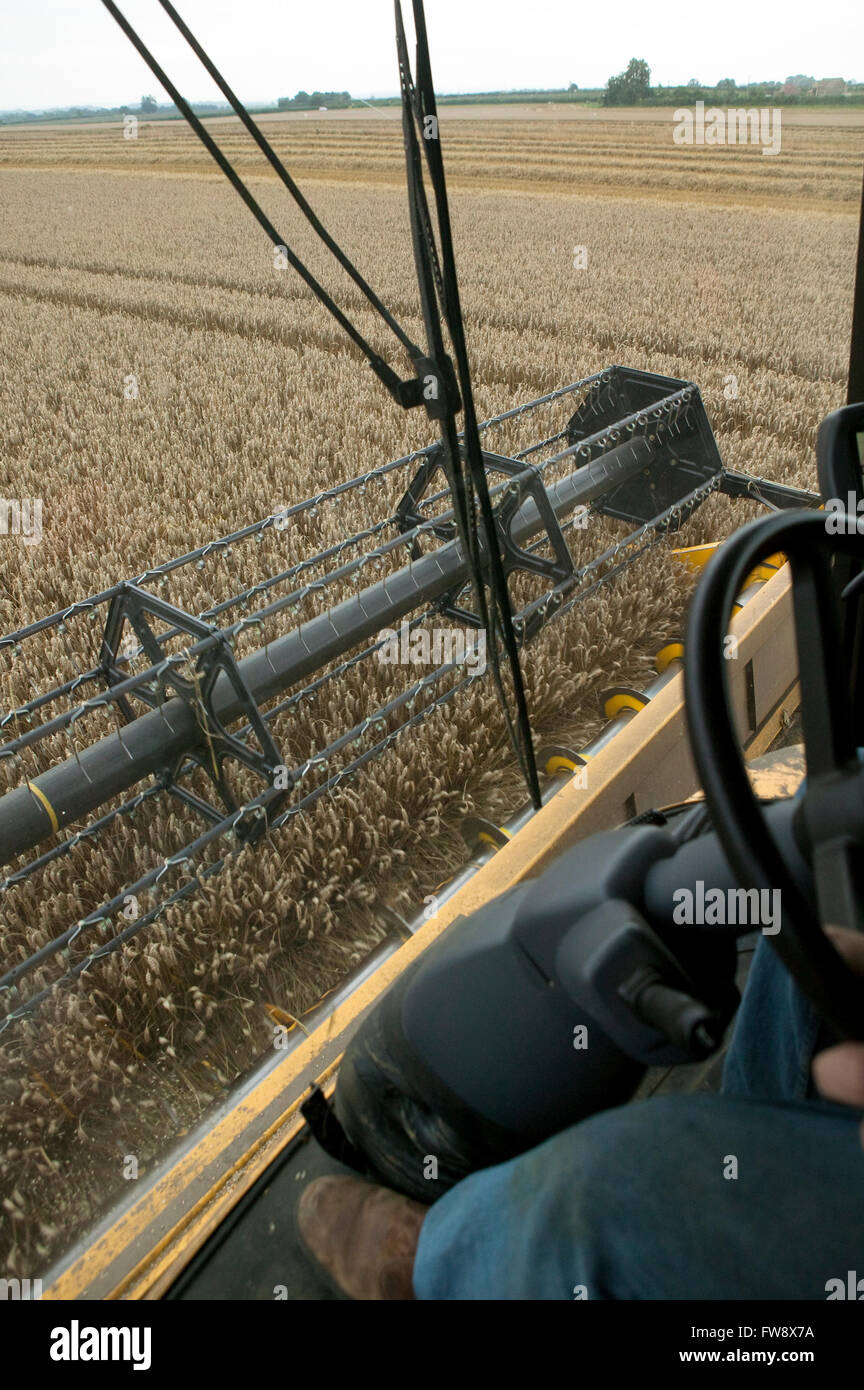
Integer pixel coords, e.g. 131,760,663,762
4,66,864,125
601,58,864,106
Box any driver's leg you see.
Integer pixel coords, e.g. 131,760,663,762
413,935,864,1300
301,933,861,1298
412,1090,864,1299
722,934,823,1104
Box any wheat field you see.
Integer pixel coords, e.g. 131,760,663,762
0,108,861,1275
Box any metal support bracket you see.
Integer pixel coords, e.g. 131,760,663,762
395,444,574,625
100,584,290,842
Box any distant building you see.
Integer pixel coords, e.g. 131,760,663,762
812,78,846,97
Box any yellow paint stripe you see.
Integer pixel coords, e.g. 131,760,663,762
121,1069,340,1301
26,781,59,833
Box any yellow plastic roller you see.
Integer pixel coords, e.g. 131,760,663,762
600,687,650,721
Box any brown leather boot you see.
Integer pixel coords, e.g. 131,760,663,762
298,1175,426,1300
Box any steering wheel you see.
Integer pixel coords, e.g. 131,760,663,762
684,508,864,1040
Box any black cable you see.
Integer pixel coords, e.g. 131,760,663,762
100,0,542,807
397,3,538,804
393,13,494,745
99,0,419,407
155,0,422,361
848,159,864,405
396,0,542,807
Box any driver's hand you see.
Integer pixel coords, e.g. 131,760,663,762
811,926,864,1147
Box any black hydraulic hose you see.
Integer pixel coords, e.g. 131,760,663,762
97,0,542,808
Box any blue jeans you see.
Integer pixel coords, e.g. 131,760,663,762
413,937,864,1299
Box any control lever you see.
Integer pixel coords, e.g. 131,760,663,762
555,900,730,1066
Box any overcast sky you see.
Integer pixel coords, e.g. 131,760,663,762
1,0,862,110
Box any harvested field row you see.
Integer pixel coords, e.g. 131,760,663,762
1,117,862,208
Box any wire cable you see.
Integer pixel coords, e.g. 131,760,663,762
99,0,420,406
156,0,422,360
395,0,542,806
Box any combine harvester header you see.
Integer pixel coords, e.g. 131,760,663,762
0,382,816,1035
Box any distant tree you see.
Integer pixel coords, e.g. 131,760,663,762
687,77,700,89
603,58,651,106
140,94,158,113
277,89,351,111
568,82,579,92
716,77,736,91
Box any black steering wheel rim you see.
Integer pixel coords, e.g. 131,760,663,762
684,509,864,1040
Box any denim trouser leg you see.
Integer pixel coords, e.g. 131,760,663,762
721,933,825,1104
412,938,864,1300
